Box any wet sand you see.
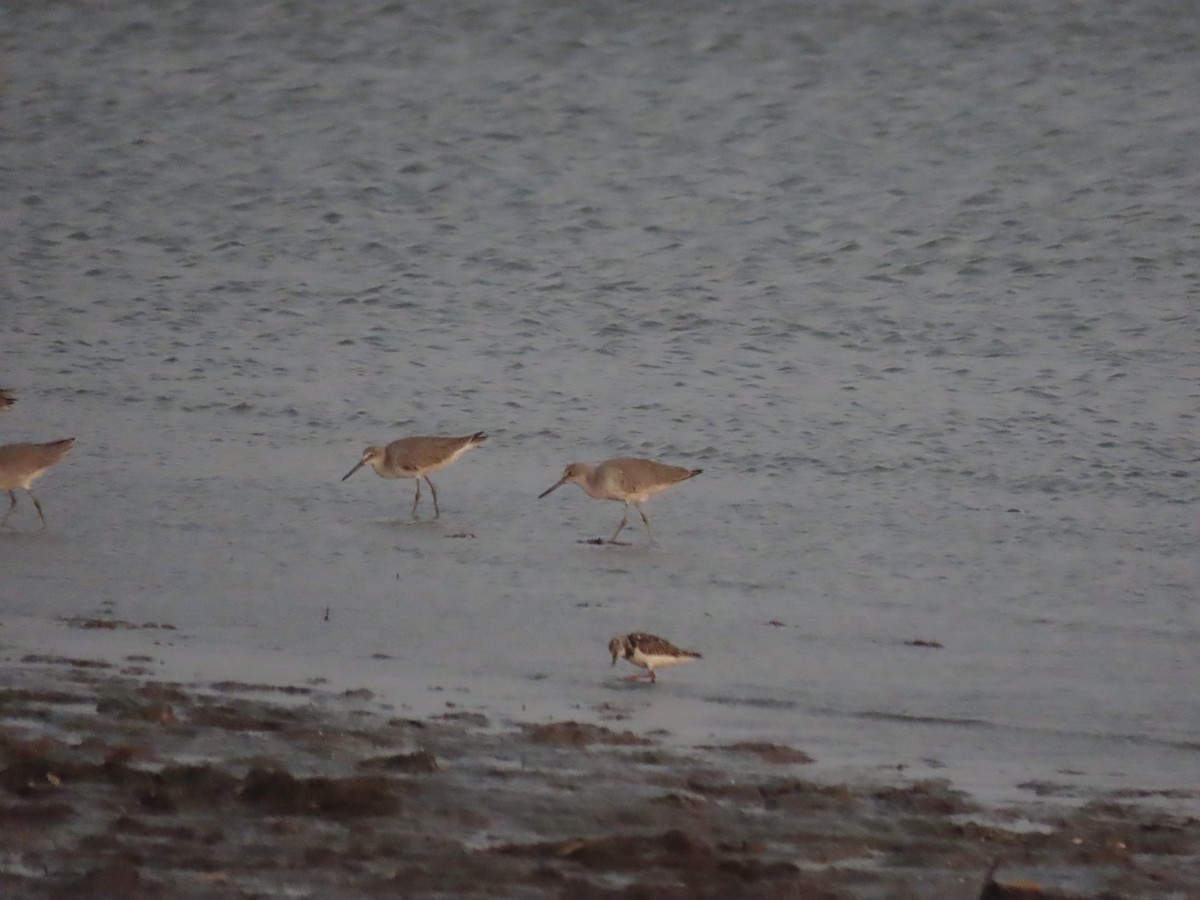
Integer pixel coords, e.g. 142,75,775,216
4,0,1199,839
2,646,1197,899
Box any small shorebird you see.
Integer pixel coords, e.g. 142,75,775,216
342,432,487,519
609,632,702,684
538,457,702,543
0,438,75,528
0,389,15,413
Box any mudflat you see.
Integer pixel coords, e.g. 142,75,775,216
1,655,1196,899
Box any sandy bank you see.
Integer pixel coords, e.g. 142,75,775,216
1,650,1197,899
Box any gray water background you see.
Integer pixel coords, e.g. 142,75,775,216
3,0,1198,808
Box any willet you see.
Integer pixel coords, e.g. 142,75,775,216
608,632,702,684
342,431,487,519
0,438,76,528
0,389,15,413
538,457,702,543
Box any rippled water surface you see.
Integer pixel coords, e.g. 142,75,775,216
3,0,1198,808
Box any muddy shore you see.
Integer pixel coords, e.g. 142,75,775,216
1,651,1197,899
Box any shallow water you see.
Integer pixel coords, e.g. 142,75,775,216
2,0,1198,810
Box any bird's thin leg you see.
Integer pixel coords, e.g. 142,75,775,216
425,476,440,519
29,490,47,528
648,670,657,684
607,504,630,543
411,479,421,519
0,491,16,527
634,502,653,543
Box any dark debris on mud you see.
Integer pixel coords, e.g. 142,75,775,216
0,661,1197,899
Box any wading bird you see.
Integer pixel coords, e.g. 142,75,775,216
342,432,487,519
539,457,701,543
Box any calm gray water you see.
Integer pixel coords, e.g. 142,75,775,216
3,0,1198,809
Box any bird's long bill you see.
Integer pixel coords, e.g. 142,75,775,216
341,460,366,482
538,478,567,499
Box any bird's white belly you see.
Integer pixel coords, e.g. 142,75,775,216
631,649,691,670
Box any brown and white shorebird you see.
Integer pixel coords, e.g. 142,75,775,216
609,632,702,684
0,389,15,413
341,432,487,519
538,457,702,544
0,438,75,528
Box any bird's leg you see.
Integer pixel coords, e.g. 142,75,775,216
607,504,630,543
29,490,47,528
0,491,16,527
411,479,422,519
634,502,653,543
425,476,440,519
648,670,657,684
